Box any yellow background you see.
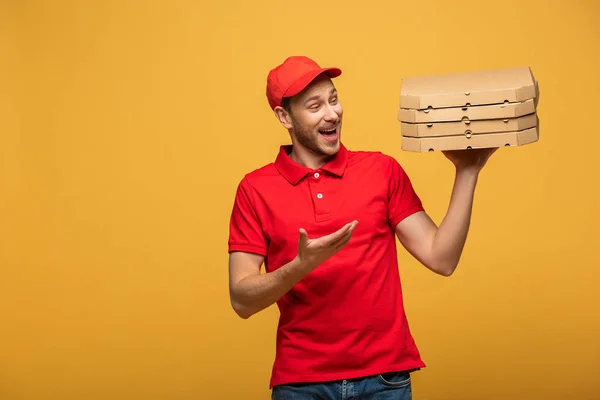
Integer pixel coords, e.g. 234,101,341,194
1,0,599,399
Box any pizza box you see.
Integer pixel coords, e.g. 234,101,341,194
401,113,538,138
401,126,539,152
398,99,535,123
399,66,537,110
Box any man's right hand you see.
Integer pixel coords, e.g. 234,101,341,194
296,220,359,271
229,220,359,319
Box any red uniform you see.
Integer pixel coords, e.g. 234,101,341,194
228,143,427,388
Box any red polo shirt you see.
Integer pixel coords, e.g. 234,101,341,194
228,143,426,388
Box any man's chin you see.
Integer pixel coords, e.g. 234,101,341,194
320,140,340,155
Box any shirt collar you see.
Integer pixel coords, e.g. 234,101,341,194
274,143,349,185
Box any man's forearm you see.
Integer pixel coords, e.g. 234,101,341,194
230,257,310,319
431,168,479,275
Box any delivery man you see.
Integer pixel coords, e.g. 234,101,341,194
227,56,496,399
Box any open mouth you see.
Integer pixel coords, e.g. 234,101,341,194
319,125,338,140
318,127,337,135
318,126,338,142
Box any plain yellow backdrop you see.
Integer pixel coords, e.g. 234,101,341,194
1,0,599,399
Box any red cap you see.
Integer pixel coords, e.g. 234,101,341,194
266,56,342,110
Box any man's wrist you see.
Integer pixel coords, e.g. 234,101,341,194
455,165,480,180
284,255,314,279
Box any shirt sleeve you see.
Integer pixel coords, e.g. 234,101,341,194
228,176,269,256
387,156,425,228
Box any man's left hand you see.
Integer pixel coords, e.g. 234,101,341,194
442,147,498,173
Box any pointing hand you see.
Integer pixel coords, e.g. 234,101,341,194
296,220,359,271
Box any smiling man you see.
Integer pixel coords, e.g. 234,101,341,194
227,56,496,400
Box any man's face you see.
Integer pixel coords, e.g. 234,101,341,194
284,75,343,157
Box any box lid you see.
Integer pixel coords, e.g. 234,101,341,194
398,99,535,123
401,126,539,152
401,113,538,137
400,66,537,110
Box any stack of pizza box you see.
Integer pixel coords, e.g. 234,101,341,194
398,66,540,152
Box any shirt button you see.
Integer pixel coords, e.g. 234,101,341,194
317,193,323,199
314,172,320,178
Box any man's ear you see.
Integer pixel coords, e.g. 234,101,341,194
273,106,293,130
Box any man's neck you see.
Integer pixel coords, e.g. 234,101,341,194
288,146,331,170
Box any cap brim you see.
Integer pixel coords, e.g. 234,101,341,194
283,67,342,99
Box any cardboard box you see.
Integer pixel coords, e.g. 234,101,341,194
401,126,539,152
398,66,540,152
401,114,538,138
398,98,535,123
399,66,537,110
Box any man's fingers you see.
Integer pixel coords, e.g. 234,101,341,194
329,222,353,240
329,225,357,251
333,228,355,250
302,221,358,252
323,221,358,244
334,221,358,242
315,227,347,246
332,231,354,253
298,228,308,247
333,235,352,252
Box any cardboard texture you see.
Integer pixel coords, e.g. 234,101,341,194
400,66,536,109
398,99,535,123
401,126,539,152
401,114,538,138
398,66,540,152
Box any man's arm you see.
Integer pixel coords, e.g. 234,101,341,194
395,148,497,276
228,251,309,319
229,220,358,319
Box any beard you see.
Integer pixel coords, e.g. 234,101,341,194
290,116,340,157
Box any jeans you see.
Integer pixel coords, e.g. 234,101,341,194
271,371,412,400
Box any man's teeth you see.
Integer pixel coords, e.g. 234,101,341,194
319,127,336,133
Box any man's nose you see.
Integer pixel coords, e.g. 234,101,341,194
324,105,339,122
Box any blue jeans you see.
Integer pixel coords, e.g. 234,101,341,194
271,371,412,400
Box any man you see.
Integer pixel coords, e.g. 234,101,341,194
227,56,496,399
